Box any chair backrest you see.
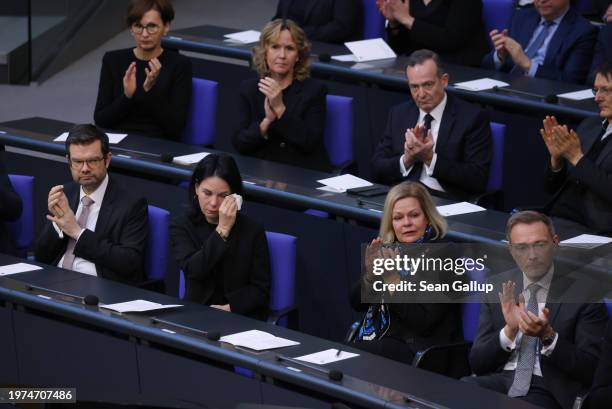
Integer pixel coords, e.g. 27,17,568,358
324,95,354,168
362,0,386,39
181,77,218,146
145,205,170,281
487,122,506,193
8,174,34,257
462,264,489,341
606,299,612,318
572,0,592,14
482,0,515,35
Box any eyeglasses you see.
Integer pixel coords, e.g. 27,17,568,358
130,23,161,35
69,156,106,169
509,241,553,253
592,86,611,97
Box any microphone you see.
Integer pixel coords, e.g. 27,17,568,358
26,284,99,306
318,53,332,63
276,354,344,381
111,146,174,162
83,294,99,306
150,317,220,341
492,86,558,104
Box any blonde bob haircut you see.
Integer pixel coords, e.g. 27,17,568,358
379,182,448,243
252,19,311,81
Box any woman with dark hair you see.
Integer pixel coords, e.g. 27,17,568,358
94,0,192,140
169,154,271,320
232,19,331,172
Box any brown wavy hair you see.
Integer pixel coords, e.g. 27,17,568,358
252,19,311,81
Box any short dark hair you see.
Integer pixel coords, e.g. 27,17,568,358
126,0,175,26
594,61,612,82
188,153,243,220
65,124,109,157
406,49,445,77
506,211,556,242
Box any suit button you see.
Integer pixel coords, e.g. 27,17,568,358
279,142,286,148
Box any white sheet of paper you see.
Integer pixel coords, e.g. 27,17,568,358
172,152,210,165
317,174,372,193
331,54,357,62
0,262,43,276
453,78,510,91
220,329,299,351
557,89,594,101
100,299,182,313
344,38,396,62
295,348,359,365
54,132,127,144
317,185,344,193
223,30,260,44
436,202,486,217
560,234,612,249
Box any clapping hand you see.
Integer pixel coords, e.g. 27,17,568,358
143,58,162,92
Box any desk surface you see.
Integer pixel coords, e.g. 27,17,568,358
163,25,599,121
0,253,541,409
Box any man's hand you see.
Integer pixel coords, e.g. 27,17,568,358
387,0,414,28
540,116,564,170
499,280,520,340
551,125,584,166
517,298,553,339
490,29,509,62
46,207,81,239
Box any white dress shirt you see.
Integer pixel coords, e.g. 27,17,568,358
56,174,109,277
399,93,447,192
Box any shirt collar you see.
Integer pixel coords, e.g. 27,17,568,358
419,92,447,124
540,7,569,26
602,120,612,140
79,173,109,205
522,263,554,293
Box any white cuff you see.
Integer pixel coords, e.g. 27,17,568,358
425,153,438,176
540,332,559,356
526,60,538,77
399,154,412,177
53,222,64,239
499,327,517,351
493,52,503,70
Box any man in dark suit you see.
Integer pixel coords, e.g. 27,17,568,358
273,0,362,43
0,147,23,255
371,49,492,200
482,0,597,84
464,211,608,409
35,124,148,284
585,321,612,408
540,62,612,234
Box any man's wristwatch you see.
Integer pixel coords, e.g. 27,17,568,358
541,330,556,347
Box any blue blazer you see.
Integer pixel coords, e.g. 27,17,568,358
481,7,597,84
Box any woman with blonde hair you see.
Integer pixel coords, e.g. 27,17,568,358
349,182,462,369
232,19,331,172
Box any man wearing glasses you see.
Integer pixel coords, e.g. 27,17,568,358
371,49,492,201
540,62,612,234
35,124,148,285
464,211,608,409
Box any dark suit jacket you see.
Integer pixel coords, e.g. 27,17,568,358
34,177,148,284
590,23,612,83
0,149,22,255
273,0,362,43
481,7,598,84
169,212,271,320
469,267,608,409
232,77,331,172
370,93,492,200
544,116,612,234
586,322,612,409
387,0,489,67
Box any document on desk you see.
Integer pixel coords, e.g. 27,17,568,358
317,174,372,193
220,329,299,351
54,132,127,144
0,262,42,276
173,152,210,165
560,234,612,249
100,299,182,313
436,202,486,217
331,54,357,62
454,78,510,91
223,30,260,44
344,38,396,62
295,349,359,365
557,89,595,101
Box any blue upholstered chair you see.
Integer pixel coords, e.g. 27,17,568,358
145,205,170,285
362,0,386,39
181,78,218,147
325,95,355,174
8,174,34,258
482,0,515,35
473,122,506,208
606,299,612,318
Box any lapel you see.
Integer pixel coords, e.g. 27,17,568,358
544,9,575,66
435,94,455,155
518,10,542,49
282,80,304,119
69,184,80,213
94,177,115,237
544,265,575,325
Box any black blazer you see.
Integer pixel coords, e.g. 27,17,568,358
544,116,612,234
387,0,489,67
590,23,612,83
0,149,22,255
232,77,331,172
273,0,362,43
169,212,271,320
469,267,608,409
370,94,492,200
34,177,148,284
481,7,598,84
585,322,612,409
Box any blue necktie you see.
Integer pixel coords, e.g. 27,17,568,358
525,21,555,59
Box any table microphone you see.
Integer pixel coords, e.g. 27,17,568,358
150,317,221,341
111,146,174,163
276,354,344,381
492,86,558,104
83,294,99,306
26,284,99,306
318,53,332,63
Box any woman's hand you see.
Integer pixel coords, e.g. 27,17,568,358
143,58,162,92
258,77,286,118
123,62,137,98
217,195,238,238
